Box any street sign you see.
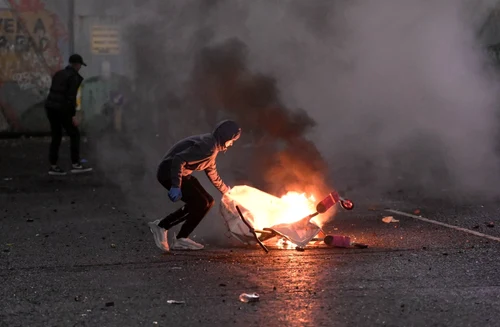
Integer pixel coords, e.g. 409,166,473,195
91,25,120,55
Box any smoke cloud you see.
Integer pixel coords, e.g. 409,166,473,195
189,37,330,197
91,0,500,241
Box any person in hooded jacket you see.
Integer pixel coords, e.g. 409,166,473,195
148,120,242,251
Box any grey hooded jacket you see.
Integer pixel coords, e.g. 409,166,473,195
158,120,241,194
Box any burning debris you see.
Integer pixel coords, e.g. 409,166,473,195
382,216,400,223
220,185,356,252
239,293,260,303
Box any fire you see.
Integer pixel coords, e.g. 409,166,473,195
280,191,318,223
224,185,321,230
221,185,352,250
276,238,295,250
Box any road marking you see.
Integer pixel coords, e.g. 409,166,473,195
386,209,500,243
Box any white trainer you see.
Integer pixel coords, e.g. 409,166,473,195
71,163,93,174
148,220,169,252
171,237,204,251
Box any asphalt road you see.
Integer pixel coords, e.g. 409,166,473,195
1,138,499,327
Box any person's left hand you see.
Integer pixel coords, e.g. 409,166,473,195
168,187,182,202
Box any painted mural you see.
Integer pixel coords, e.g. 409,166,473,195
78,73,134,136
0,0,67,132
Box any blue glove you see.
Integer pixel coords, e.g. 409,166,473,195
168,187,182,202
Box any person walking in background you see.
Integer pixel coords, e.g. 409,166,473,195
148,120,242,251
45,54,92,175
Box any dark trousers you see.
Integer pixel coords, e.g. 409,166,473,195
157,167,214,239
45,108,80,165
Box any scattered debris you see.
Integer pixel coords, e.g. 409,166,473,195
110,244,116,248
239,293,260,303
26,219,34,222
324,235,351,248
473,225,480,229
273,286,277,291
3,178,12,181
382,216,399,223
219,283,227,287
352,242,369,249
222,186,353,252
413,209,421,215
105,301,114,307
167,300,185,304
486,222,495,228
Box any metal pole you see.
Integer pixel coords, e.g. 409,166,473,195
68,0,75,55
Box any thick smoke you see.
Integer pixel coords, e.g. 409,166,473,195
91,0,500,241
189,37,330,197
288,0,500,198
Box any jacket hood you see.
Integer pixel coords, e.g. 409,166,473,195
212,120,241,150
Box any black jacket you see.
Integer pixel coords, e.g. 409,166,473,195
158,120,241,194
45,66,84,116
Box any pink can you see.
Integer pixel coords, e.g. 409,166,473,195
323,235,351,248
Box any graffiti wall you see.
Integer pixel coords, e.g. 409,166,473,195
0,0,68,133
78,72,134,136
0,0,132,134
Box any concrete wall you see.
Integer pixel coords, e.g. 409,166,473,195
0,0,134,134
0,0,70,133
73,0,134,132
1,0,500,134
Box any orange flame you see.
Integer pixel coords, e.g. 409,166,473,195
225,185,324,230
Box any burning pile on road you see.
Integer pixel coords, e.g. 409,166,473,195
220,185,354,251
190,38,349,250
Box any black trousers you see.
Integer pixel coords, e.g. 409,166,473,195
157,165,214,238
45,108,80,165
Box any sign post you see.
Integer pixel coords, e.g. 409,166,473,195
91,25,120,55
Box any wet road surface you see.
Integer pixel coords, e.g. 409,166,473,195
1,138,499,327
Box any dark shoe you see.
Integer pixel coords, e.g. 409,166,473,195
71,163,93,174
48,166,67,176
